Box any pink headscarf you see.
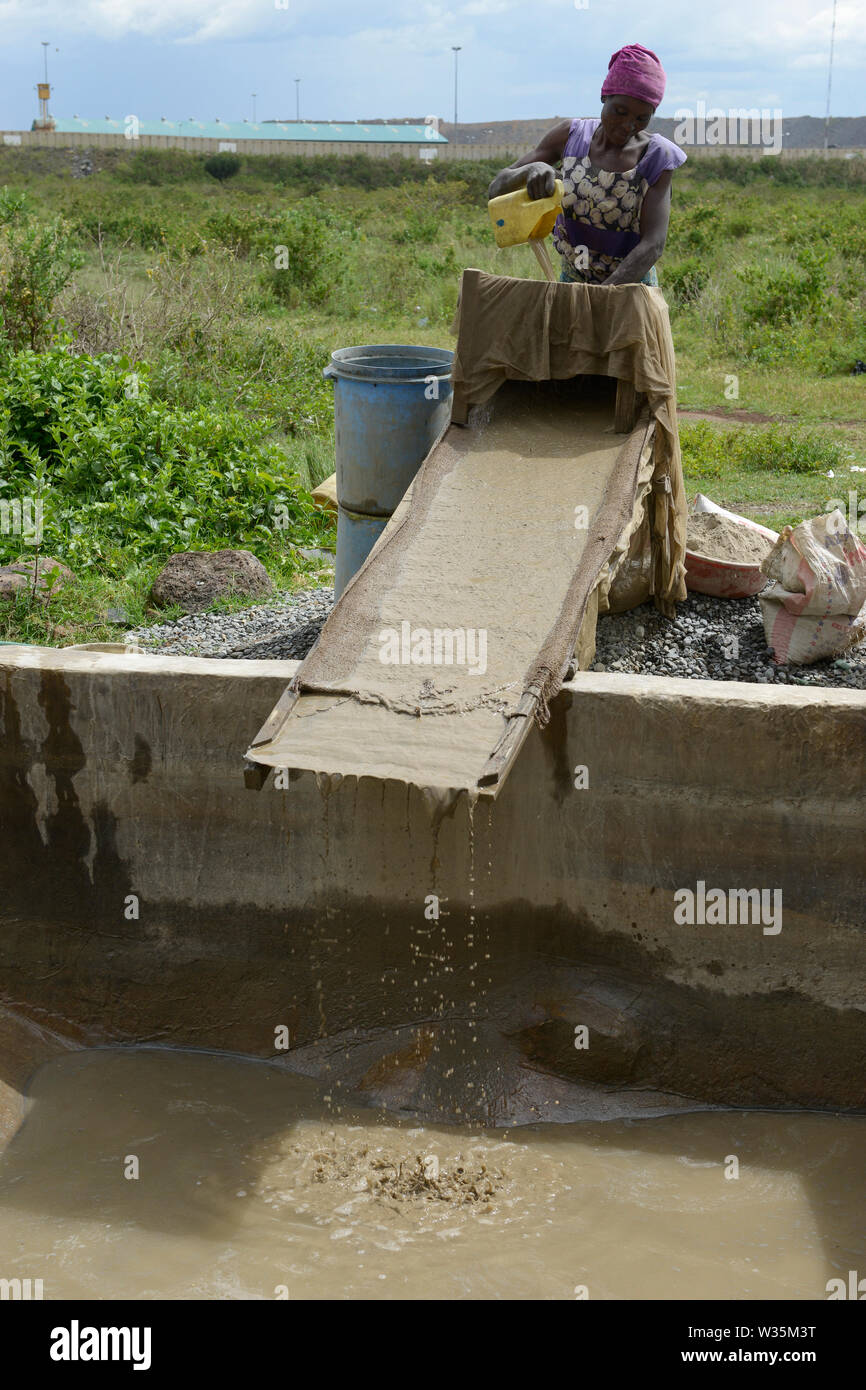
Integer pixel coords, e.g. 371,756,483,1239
601,43,666,109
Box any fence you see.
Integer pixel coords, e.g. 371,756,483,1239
2,130,864,163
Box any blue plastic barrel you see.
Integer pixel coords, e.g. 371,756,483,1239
334,506,389,598
323,345,453,516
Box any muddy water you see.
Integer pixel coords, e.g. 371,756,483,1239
0,1048,863,1301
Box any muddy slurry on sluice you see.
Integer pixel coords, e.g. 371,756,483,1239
1,1048,865,1300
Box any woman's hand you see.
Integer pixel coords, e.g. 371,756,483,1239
486,122,569,202
525,162,557,200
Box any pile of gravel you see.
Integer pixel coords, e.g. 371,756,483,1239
127,585,865,689
594,593,866,688
126,588,334,661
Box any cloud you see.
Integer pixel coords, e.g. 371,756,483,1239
0,0,862,120
0,0,309,42
1,0,862,70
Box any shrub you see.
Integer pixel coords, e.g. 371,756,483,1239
679,420,849,478
0,198,84,350
683,153,866,189
663,255,710,304
735,423,849,474
204,152,242,183
678,420,730,477
672,202,716,253
0,343,330,573
118,148,207,185
74,207,171,248
259,202,346,307
738,245,828,327
59,242,252,362
726,215,752,238
204,208,258,256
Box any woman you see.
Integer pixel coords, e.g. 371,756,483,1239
487,44,686,287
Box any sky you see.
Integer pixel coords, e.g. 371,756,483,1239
0,0,862,131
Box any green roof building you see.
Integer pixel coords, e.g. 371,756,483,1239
41,116,447,151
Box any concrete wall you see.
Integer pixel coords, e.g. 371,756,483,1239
3,131,865,162
1,131,444,159
1,645,864,1125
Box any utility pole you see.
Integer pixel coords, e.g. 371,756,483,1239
452,46,461,131
295,78,301,122
823,0,837,154
37,42,53,130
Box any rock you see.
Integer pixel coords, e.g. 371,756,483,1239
0,556,74,604
148,550,273,614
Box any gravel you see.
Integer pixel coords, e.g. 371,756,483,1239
126,588,335,661
593,593,866,689
127,586,866,689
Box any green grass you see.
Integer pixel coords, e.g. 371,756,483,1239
0,554,335,648
679,420,859,531
0,149,864,644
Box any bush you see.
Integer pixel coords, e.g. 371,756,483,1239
74,207,171,249
683,153,866,189
0,343,329,573
663,255,710,304
59,242,252,361
259,202,346,307
726,215,752,238
738,245,828,327
204,207,258,256
0,195,84,349
117,148,207,185
671,202,716,253
204,153,241,183
735,423,849,474
679,420,849,478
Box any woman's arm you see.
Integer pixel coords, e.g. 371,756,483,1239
487,119,572,202
604,169,673,286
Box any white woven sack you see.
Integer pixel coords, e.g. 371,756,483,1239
758,510,866,665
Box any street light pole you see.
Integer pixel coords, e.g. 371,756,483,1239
823,0,837,154
295,78,301,122
452,46,461,131
252,92,257,123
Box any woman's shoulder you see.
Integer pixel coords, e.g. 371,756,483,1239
564,117,599,156
640,132,688,181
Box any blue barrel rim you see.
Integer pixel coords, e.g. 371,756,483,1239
325,344,454,383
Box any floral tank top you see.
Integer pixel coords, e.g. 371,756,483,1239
552,118,686,283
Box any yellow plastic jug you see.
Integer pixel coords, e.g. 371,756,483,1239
488,179,564,248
